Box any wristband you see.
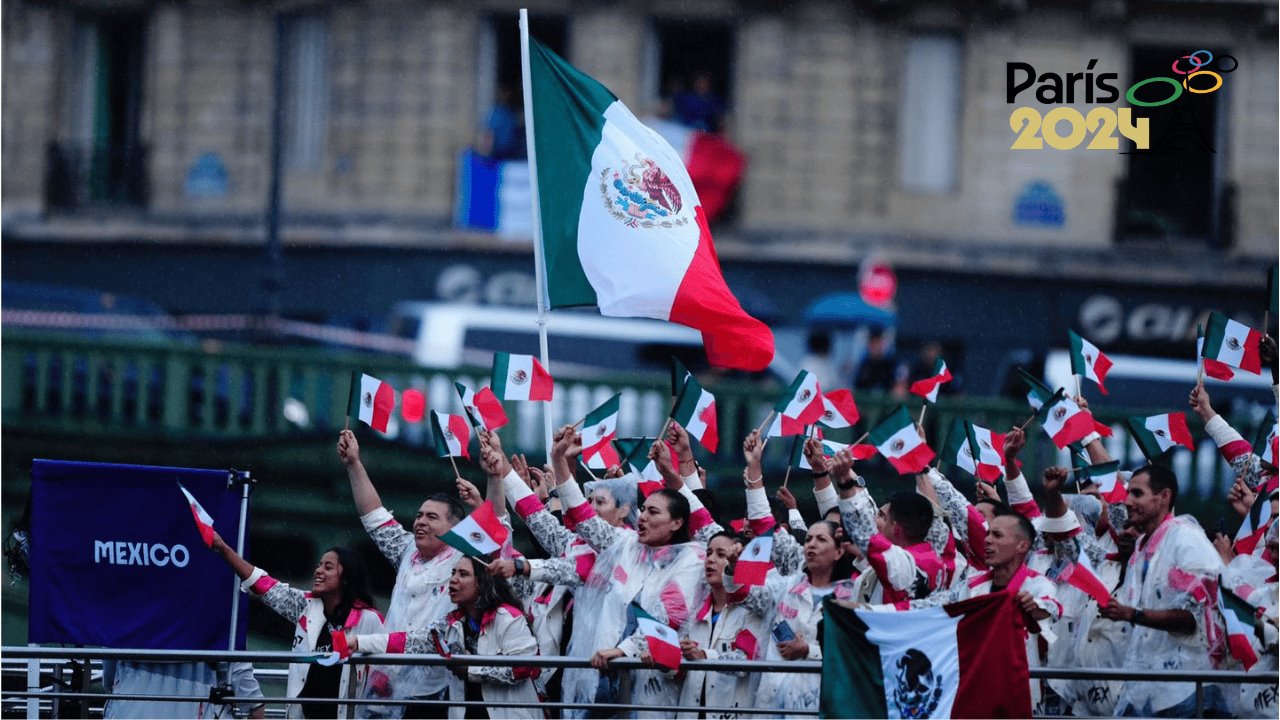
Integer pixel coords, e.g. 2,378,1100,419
1131,608,1145,626
837,478,858,491
811,470,830,479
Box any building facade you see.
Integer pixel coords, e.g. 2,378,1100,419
4,0,1276,256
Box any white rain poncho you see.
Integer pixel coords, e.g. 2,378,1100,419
563,532,707,718
1111,514,1227,716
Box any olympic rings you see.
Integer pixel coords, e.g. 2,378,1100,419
1183,70,1222,94
1133,51,1235,107
1127,76,1183,107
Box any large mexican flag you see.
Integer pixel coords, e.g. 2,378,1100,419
526,36,774,371
821,592,1031,719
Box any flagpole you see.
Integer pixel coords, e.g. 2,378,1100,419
1074,374,1082,399
229,471,252,651
918,404,927,425
755,410,776,436
520,8,555,463
449,453,461,479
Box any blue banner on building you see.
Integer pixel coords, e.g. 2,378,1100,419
29,459,249,650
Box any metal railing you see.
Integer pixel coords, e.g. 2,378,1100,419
2,646,1275,719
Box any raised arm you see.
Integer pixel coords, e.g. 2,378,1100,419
1074,395,1113,466
551,425,626,553
502,458,576,558
337,429,382,515
742,430,802,574
661,426,722,543
211,532,306,623
1191,383,1267,491
1002,428,1043,520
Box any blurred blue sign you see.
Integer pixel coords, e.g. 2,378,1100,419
1013,181,1064,227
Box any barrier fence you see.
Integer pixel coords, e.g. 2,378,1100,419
2,646,1275,719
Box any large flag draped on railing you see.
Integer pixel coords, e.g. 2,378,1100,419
821,592,1032,719
524,35,774,372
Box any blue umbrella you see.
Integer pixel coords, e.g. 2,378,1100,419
803,292,896,329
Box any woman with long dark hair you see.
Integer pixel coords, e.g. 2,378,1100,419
347,556,541,719
209,533,384,719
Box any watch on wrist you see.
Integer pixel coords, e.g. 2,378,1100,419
513,557,527,576
1131,608,1145,625
837,474,865,491
547,487,560,499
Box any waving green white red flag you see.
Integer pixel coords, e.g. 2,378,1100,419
525,36,773,372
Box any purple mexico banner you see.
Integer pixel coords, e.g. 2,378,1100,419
29,459,249,650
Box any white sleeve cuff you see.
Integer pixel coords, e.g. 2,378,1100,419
240,567,268,593
360,506,395,532
1035,511,1080,534
679,484,706,513
357,634,390,654
1005,473,1034,505
682,470,703,491
502,469,534,504
788,508,806,530
1204,415,1246,448
1080,431,1102,446
557,479,588,510
814,484,839,516
745,486,771,520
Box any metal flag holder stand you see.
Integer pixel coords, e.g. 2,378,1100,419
225,469,256,652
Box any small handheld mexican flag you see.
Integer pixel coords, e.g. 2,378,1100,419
1057,549,1111,608
941,420,1004,483
1068,331,1112,395
176,482,217,548
731,534,774,587
670,374,718,453
581,394,622,460
1196,323,1235,381
789,428,850,469
1034,388,1096,450
909,358,952,403
1233,487,1275,556
454,383,509,431
348,371,396,433
618,436,667,496
439,500,509,559
431,411,472,459
818,389,859,429
868,405,935,475
1218,583,1260,670
630,603,682,671
774,369,825,436
1202,311,1262,375
1126,412,1194,460
491,352,554,401
582,440,622,471
1076,461,1126,504
670,356,692,397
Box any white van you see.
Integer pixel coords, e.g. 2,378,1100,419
387,302,707,377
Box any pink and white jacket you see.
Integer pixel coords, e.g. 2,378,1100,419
241,567,385,719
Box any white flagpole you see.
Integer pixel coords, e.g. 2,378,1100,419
519,8,554,461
